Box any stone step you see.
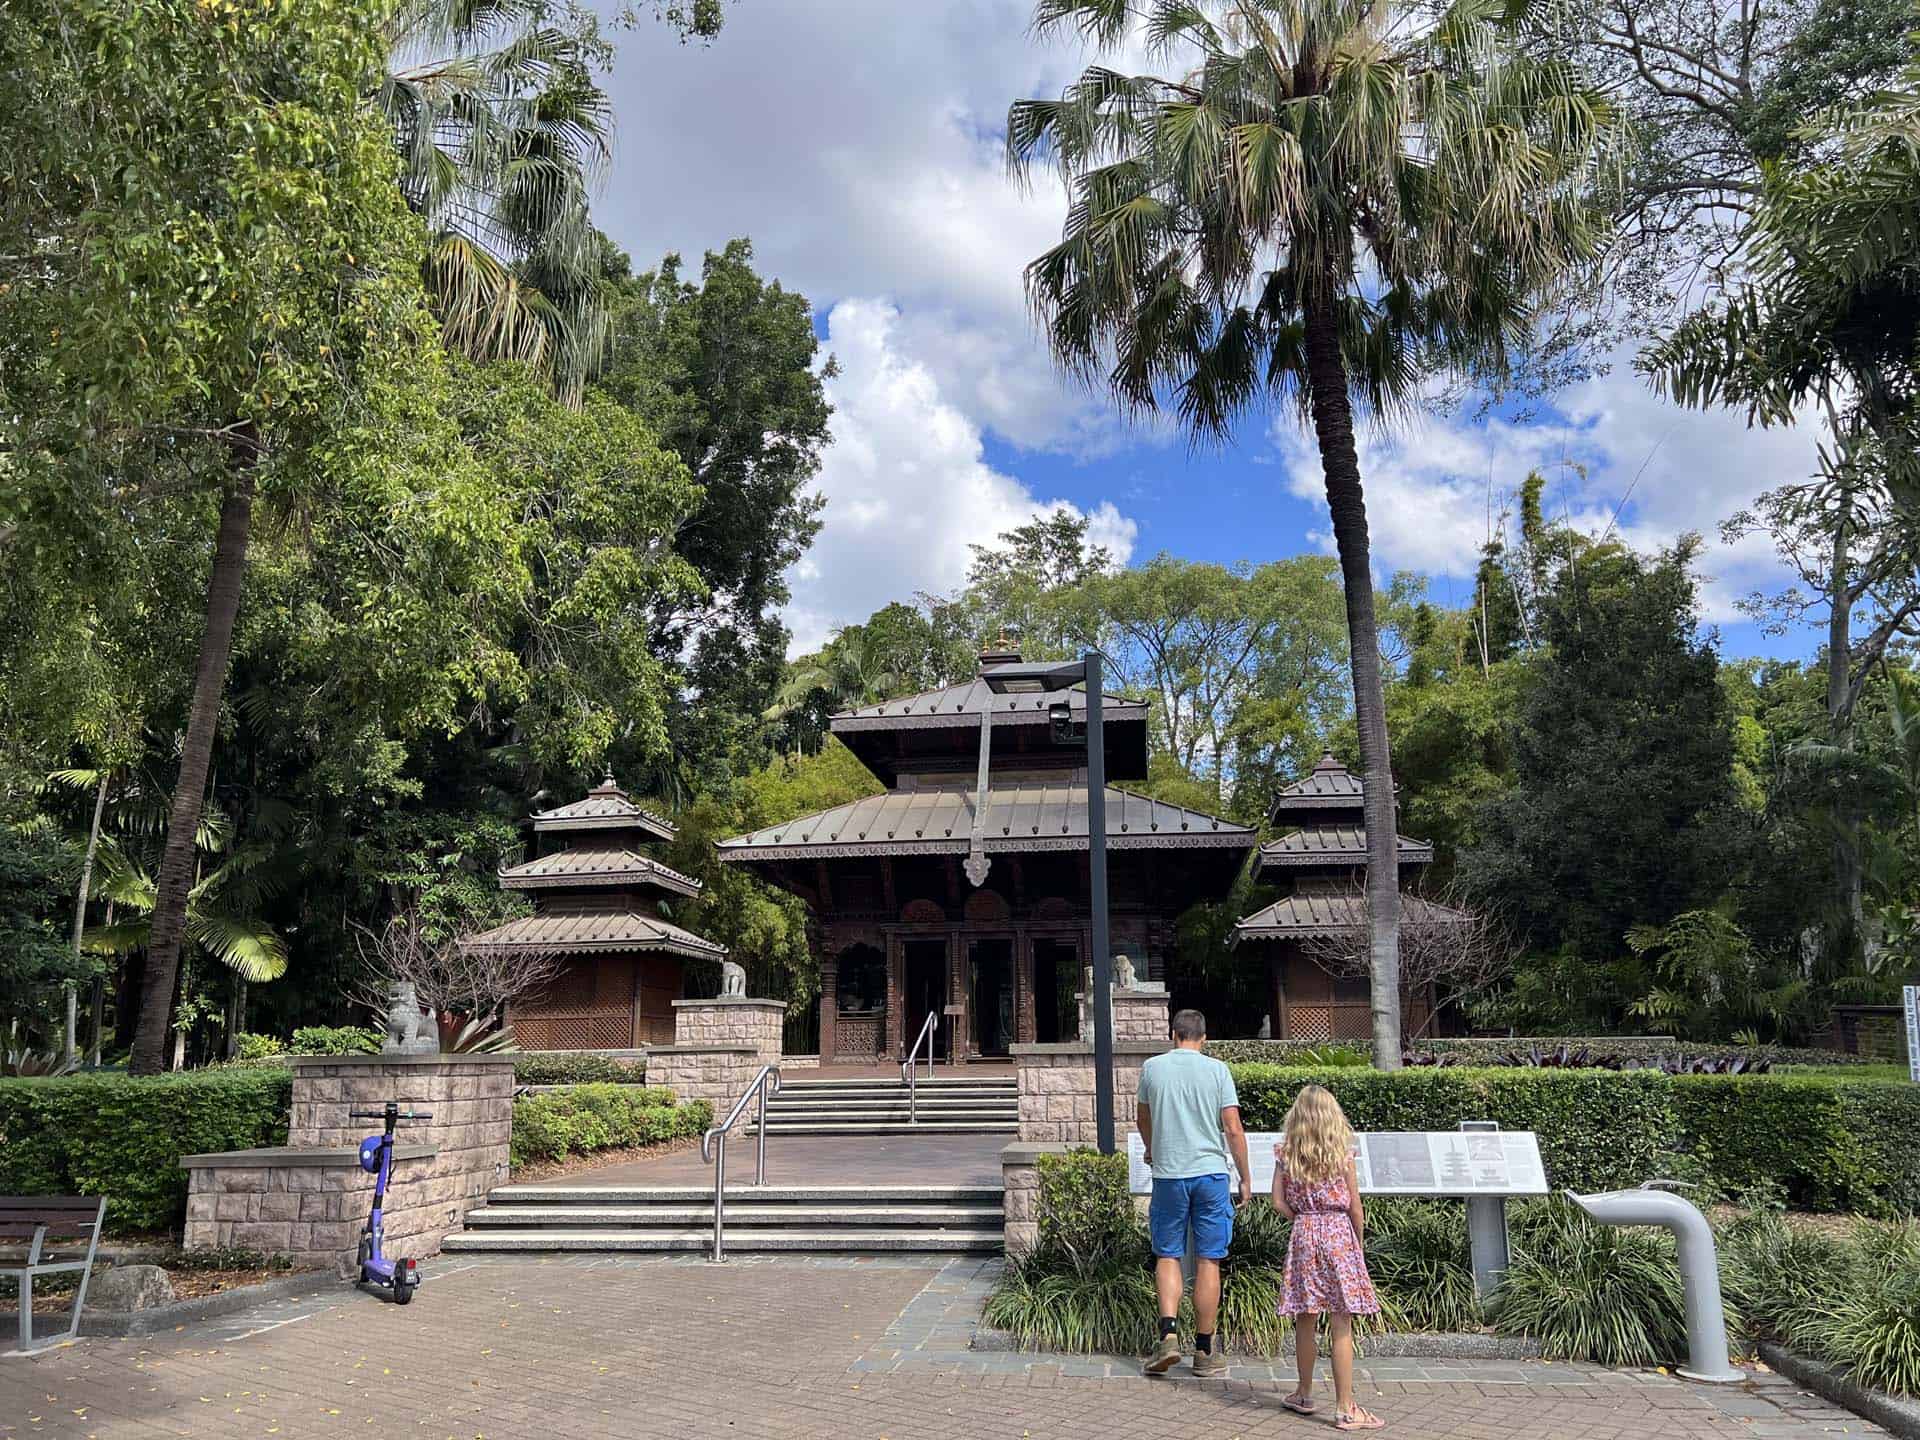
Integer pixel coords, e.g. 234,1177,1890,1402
441,1227,1004,1254
756,1113,1021,1121
463,1203,1003,1228
775,1078,1015,1093
770,1085,1015,1097
486,1184,1004,1205
751,1121,1017,1135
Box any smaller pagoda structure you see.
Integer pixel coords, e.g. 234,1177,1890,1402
1230,753,1464,1042
461,775,725,1050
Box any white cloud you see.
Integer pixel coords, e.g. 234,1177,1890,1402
598,1,1132,457
782,300,1137,654
1271,358,1821,624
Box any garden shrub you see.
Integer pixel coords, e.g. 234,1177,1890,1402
1210,1038,1863,1068
1229,1065,1920,1211
509,1084,707,1169
234,1033,287,1062
1490,1196,1691,1366
1366,1199,1480,1334
1230,1065,1680,1195
1035,1149,1136,1259
0,1069,292,1234
513,1052,649,1087
289,1025,382,1056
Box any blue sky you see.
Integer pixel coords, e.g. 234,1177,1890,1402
596,2,1824,662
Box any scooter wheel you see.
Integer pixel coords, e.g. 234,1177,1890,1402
356,1236,372,1286
392,1280,414,1306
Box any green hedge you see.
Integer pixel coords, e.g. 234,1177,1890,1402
0,1070,292,1234
513,1052,649,1087
510,1084,709,1169
289,1025,382,1056
1207,1038,1864,1067
1229,1065,1920,1214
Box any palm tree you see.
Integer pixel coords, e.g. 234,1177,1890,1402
380,0,617,400
1007,0,1623,1066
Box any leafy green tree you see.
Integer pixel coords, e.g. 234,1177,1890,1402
595,239,833,790
1007,0,1624,1064
1464,541,1745,977
1648,69,1920,958
1,0,481,1072
0,823,81,1040
1623,909,1806,1042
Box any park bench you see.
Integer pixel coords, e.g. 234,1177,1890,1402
0,1196,107,1354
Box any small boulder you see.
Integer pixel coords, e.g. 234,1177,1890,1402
89,1263,175,1311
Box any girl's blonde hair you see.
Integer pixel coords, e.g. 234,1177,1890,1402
1282,1084,1354,1184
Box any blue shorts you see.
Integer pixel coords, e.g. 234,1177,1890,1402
1148,1174,1234,1260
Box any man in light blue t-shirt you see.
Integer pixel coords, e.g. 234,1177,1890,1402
1135,1008,1250,1377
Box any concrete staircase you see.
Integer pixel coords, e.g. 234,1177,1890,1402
758,1075,1018,1136
441,1184,1005,1254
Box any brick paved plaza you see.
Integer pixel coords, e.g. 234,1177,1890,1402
1,1256,1882,1440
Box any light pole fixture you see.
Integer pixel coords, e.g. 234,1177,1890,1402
982,653,1115,1154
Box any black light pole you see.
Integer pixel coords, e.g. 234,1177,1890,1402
980,653,1116,1154
1083,650,1115,1154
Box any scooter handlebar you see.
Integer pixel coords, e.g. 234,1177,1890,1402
348,1110,434,1120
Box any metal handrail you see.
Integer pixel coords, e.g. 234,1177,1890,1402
901,1012,938,1124
699,1064,780,1262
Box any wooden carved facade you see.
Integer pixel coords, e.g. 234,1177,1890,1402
462,776,726,1051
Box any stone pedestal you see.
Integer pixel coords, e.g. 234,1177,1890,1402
1010,1038,1167,1145
181,1054,512,1275
645,997,786,1110
1110,984,1170,1044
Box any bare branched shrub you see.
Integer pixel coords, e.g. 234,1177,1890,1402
352,900,561,1026
1301,881,1515,1038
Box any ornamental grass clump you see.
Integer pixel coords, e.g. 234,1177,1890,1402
1366,1199,1480,1334
1489,1198,1691,1366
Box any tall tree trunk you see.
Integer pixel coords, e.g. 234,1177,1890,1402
129,473,256,1074
65,771,111,1064
1303,293,1402,1070
1822,395,1865,973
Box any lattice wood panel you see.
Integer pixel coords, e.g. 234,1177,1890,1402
512,959,636,1051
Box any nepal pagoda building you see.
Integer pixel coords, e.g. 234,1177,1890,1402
717,647,1257,1064
461,775,726,1051
1229,752,1467,1041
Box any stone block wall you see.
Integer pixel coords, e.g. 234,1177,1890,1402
643,1045,760,1112
1011,1040,1165,1145
670,997,785,1062
1000,1142,1071,1257
182,1054,512,1275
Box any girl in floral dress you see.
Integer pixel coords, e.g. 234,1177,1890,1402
1273,1085,1383,1430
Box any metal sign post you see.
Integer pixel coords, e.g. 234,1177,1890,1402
1905,985,1919,1085
1459,1120,1511,1298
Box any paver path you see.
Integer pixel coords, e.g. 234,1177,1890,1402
0,1256,1881,1439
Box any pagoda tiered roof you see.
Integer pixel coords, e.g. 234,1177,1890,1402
497,846,702,898
718,781,1254,862
529,775,676,841
1229,892,1471,944
460,910,725,959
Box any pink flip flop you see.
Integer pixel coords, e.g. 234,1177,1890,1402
1334,1409,1385,1431
1280,1394,1316,1415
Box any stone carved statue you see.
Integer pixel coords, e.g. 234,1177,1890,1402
1257,1013,1272,1040
381,981,438,1055
1112,951,1137,990
720,959,748,998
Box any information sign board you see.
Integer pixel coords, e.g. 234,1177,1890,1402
1126,1130,1547,1197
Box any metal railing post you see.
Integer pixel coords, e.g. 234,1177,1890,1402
701,1064,779,1264
711,1133,727,1263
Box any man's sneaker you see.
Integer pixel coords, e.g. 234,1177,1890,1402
1192,1346,1229,1378
1143,1331,1183,1374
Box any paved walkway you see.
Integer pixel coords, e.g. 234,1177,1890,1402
0,1256,1881,1439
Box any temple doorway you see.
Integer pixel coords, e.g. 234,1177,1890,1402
903,939,949,1060
1032,937,1079,1044
969,938,1014,1057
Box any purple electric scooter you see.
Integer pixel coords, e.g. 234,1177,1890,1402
350,1102,431,1304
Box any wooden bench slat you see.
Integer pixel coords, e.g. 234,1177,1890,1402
0,1196,106,1211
